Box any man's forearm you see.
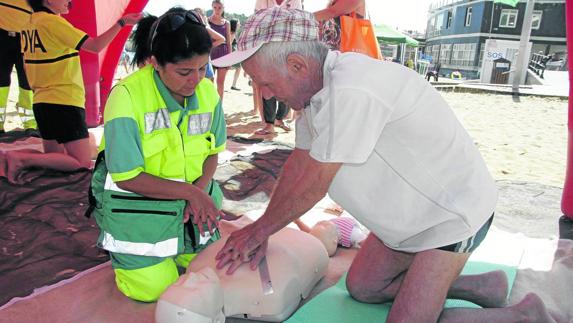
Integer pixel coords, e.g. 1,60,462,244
254,149,342,236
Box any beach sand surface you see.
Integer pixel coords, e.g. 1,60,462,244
5,69,568,189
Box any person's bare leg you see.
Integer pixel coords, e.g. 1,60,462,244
347,234,510,319
42,139,65,154
6,138,91,182
447,270,508,308
252,82,263,120
385,248,471,322
346,233,415,304
215,67,228,101
439,293,558,323
231,66,241,89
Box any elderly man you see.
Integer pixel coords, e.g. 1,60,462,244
213,8,556,323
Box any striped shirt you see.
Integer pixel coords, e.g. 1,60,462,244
330,217,357,248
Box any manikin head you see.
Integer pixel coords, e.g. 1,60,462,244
309,220,338,257
156,267,225,323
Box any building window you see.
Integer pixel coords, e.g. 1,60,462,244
532,10,542,30
465,7,472,27
440,44,452,64
478,43,485,67
451,43,477,67
427,44,440,63
446,10,453,28
499,9,518,28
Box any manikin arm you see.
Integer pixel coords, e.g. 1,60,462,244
216,148,342,274
293,218,312,233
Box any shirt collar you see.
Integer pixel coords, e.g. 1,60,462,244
153,70,199,113
309,50,338,109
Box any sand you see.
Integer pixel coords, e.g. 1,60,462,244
219,73,569,188
4,67,569,189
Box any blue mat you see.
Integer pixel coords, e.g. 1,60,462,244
286,261,517,323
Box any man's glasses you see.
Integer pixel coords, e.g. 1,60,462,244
150,10,205,53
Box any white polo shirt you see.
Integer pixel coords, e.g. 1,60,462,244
295,51,498,253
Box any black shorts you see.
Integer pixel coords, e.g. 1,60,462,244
33,103,89,144
437,213,494,253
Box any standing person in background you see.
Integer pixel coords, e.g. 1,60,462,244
0,0,35,133
253,0,301,136
89,8,226,302
312,0,366,214
314,0,366,51
229,19,242,91
208,0,231,101
5,0,141,183
195,7,225,82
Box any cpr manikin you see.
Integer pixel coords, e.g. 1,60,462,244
156,222,329,322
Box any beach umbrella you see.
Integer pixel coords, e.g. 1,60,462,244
63,0,148,127
561,0,573,219
374,24,419,47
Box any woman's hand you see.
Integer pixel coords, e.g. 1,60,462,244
184,189,221,236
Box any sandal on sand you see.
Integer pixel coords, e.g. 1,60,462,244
254,129,274,135
275,123,291,132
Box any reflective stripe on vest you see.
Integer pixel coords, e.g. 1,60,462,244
100,231,179,257
104,173,185,193
144,108,171,133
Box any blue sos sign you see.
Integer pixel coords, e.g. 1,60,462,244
486,51,504,59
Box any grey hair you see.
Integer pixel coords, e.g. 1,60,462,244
253,41,329,74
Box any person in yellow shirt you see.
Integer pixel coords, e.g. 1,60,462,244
0,0,34,132
5,0,141,183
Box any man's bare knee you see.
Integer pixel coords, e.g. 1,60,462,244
346,271,393,303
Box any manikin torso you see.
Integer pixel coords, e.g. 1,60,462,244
156,220,330,322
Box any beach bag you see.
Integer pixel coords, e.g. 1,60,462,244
339,12,383,60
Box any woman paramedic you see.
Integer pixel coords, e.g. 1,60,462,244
88,9,227,302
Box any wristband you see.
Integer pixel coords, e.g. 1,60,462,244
117,19,126,27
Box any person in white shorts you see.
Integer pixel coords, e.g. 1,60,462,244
212,8,558,323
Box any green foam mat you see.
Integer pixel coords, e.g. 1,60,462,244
286,261,517,323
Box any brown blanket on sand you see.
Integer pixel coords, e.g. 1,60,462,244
2,133,573,322
0,163,107,306
0,133,292,307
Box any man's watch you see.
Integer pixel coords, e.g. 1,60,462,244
117,18,126,27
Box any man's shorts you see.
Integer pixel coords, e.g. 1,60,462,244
437,213,494,253
33,103,89,144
